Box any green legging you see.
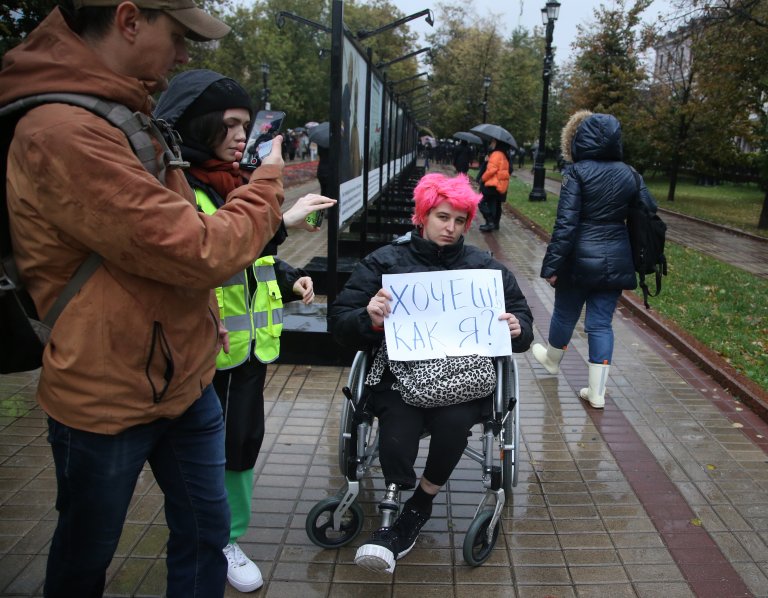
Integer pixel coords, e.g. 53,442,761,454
225,468,254,543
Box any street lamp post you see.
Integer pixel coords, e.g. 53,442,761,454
529,1,560,202
260,62,271,110
482,75,491,123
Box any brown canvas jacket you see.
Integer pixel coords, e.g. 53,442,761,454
0,9,284,434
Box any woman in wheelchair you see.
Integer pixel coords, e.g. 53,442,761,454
328,173,533,573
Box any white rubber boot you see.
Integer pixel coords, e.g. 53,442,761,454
531,343,566,375
579,363,610,409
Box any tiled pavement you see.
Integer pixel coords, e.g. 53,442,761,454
2,168,768,597
654,210,768,279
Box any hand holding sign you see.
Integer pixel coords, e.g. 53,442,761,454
380,269,513,361
499,313,522,338
367,288,392,327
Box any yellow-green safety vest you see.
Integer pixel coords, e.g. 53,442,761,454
196,188,283,367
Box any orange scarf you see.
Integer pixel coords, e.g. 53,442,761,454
188,160,244,201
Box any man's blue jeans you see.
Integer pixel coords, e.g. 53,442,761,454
44,385,229,598
548,286,621,364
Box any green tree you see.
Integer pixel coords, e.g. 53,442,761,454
431,17,503,135
503,27,553,152
2,0,59,57
692,0,768,228
345,0,420,84
640,0,767,205
184,0,331,128
642,23,703,201
561,0,650,165
565,0,650,111
425,5,546,143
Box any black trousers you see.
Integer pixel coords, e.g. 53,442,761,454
480,187,504,226
370,372,487,489
213,357,267,472
494,195,505,227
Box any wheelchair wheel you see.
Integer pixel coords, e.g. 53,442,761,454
502,397,519,495
338,397,355,476
462,510,500,566
305,497,364,548
338,351,370,476
500,358,520,495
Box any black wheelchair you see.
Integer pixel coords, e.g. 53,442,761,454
305,350,521,566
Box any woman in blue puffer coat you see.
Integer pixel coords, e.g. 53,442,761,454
531,111,658,408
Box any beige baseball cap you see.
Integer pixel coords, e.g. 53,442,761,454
72,0,231,41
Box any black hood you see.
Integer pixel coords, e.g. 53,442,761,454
154,69,249,163
571,113,623,162
154,69,227,127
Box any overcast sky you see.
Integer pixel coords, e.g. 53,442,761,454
390,0,675,65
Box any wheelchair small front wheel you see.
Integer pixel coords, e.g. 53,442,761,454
463,510,500,566
305,497,364,548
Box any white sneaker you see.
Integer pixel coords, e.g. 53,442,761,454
223,542,263,592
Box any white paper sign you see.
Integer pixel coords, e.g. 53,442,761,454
381,269,513,361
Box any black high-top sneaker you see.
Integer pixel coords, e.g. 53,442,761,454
391,506,431,558
354,526,399,574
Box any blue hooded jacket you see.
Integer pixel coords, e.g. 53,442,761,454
540,112,656,290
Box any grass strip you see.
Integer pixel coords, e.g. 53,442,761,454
644,175,766,238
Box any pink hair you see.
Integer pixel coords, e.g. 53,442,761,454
411,173,482,229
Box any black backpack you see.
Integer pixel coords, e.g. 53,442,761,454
0,93,183,374
626,167,668,309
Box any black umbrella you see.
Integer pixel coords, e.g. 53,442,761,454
453,131,483,145
470,123,517,149
307,122,329,148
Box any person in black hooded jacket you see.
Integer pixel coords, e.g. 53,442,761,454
453,139,472,174
329,172,533,575
531,111,659,409
154,69,336,594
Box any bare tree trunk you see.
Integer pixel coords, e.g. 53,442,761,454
667,157,679,202
758,188,768,229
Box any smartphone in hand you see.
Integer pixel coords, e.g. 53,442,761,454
240,110,286,170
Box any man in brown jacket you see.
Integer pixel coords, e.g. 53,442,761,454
0,1,285,596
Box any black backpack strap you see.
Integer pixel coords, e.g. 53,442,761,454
1,93,188,331
41,253,104,327
628,165,641,205
627,165,664,308
0,93,190,183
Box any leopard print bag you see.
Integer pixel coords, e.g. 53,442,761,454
366,341,496,408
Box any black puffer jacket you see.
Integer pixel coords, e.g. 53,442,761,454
329,230,534,352
540,112,657,289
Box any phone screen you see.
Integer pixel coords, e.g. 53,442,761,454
256,139,274,160
240,110,286,169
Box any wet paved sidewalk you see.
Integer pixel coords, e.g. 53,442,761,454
3,172,768,597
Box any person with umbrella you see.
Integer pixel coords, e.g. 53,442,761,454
478,138,511,232
453,140,472,175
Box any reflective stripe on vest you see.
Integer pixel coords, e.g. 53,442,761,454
195,188,283,367
251,255,282,364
